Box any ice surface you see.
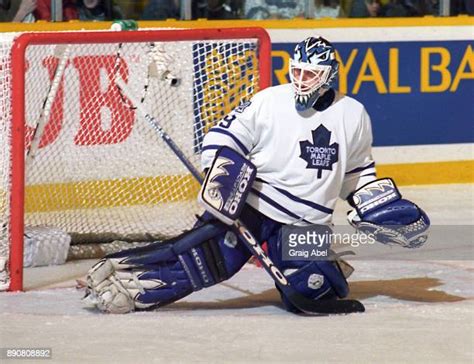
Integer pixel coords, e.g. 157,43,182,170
0,184,473,363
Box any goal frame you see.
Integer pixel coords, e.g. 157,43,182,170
7,27,272,291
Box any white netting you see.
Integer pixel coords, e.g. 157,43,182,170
0,30,264,275
0,33,17,259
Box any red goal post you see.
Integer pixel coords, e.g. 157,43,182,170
3,27,271,291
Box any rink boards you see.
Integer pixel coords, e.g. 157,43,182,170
0,19,472,186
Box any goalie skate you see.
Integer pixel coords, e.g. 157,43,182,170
84,259,136,314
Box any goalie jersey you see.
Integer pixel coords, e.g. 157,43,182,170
201,83,376,225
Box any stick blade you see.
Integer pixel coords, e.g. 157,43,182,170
287,292,365,315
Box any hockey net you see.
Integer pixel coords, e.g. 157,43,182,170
0,28,271,290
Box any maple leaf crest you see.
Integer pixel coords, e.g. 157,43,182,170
299,125,339,178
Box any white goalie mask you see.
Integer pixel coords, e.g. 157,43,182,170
289,36,339,112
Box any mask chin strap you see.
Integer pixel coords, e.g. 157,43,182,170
313,88,335,112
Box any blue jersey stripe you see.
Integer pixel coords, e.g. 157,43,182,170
256,178,333,214
346,162,376,174
250,188,314,224
207,128,250,155
201,144,220,152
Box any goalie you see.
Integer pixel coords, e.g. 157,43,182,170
84,36,430,314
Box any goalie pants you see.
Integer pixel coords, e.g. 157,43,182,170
107,206,349,311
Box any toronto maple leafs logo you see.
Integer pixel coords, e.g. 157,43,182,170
299,125,339,178
307,273,324,290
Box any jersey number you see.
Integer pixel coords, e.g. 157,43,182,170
219,114,236,129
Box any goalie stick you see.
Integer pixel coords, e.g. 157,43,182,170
115,77,202,183
115,77,365,315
